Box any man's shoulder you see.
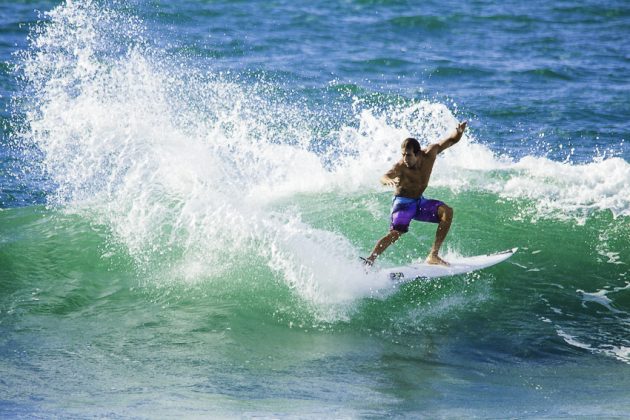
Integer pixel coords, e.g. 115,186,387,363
390,161,404,171
422,144,440,157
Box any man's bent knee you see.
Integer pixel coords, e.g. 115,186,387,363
389,227,406,235
390,229,404,239
438,205,453,221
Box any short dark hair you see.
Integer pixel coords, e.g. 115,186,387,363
401,137,420,155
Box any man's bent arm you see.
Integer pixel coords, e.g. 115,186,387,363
380,165,400,187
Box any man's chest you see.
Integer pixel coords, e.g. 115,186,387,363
401,164,432,186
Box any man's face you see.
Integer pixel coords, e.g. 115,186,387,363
401,147,419,168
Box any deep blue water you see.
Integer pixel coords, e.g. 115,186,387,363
1,0,629,417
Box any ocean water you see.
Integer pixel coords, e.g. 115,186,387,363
1,0,629,417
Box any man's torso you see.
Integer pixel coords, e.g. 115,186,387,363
394,149,436,198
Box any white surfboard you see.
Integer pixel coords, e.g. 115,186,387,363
384,248,517,283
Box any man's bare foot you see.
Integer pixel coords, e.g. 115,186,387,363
359,257,374,273
425,254,450,266
360,257,373,265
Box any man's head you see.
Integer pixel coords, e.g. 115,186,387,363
401,137,421,167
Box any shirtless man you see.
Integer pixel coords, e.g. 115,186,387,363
364,121,467,266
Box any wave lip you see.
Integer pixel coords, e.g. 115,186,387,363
505,156,630,220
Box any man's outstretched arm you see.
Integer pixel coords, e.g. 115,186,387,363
436,121,467,154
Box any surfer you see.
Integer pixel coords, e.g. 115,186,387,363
363,121,467,266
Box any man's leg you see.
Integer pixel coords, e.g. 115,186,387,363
365,230,403,266
426,204,453,265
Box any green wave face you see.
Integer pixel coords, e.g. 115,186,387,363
2,189,629,416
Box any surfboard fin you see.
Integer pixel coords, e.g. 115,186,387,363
389,272,404,281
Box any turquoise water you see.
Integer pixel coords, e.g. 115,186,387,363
1,0,629,417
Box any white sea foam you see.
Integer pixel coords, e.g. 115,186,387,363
577,288,623,314
18,1,629,317
577,283,630,315
557,327,630,365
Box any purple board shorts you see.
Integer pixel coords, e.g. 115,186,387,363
390,196,445,232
